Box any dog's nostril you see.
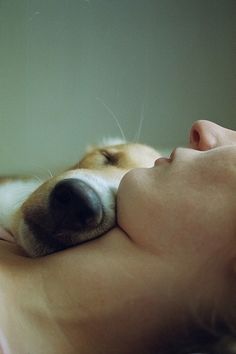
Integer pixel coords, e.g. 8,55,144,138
49,178,103,229
52,184,74,205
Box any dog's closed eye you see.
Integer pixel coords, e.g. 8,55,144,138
100,150,118,166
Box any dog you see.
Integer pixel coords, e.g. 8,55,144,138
0,139,160,257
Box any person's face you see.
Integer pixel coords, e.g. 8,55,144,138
117,121,236,280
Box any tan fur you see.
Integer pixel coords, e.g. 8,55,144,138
1,141,161,257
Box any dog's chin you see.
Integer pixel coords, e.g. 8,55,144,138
16,215,116,257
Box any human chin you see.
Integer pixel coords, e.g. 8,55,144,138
117,168,153,239
117,168,141,224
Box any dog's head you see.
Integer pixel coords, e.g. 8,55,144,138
12,140,161,257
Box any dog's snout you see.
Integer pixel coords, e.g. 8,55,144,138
49,178,103,229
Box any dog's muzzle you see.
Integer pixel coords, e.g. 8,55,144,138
17,173,117,257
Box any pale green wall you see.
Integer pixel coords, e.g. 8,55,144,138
0,0,235,174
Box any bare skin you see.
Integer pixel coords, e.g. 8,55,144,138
0,229,193,354
0,120,236,354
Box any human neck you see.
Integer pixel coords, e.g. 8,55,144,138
19,228,193,354
49,228,193,353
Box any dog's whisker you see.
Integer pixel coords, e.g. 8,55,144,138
30,165,54,179
96,97,127,141
133,103,145,143
47,169,54,178
32,175,43,183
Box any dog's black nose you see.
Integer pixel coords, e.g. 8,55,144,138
49,178,103,230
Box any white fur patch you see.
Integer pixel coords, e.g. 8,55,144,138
0,180,40,230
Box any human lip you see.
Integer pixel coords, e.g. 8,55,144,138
154,148,177,166
154,157,171,166
169,148,177,161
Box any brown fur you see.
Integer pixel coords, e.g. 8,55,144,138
1,140,160,257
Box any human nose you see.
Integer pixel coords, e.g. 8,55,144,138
189,120,236,150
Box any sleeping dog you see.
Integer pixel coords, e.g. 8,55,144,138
0,139,160,257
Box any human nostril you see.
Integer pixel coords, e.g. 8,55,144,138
189,123,202,150
190,128,200,145
189,120,217,151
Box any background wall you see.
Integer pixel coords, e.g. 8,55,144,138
0,0,235,175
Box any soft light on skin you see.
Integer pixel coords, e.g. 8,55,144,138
189,120,236,150
117,142,236,328
0,119,236,353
